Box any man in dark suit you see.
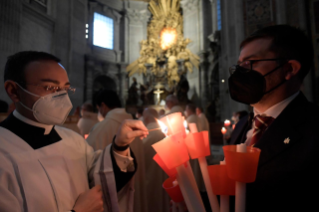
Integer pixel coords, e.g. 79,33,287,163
228,25,319,211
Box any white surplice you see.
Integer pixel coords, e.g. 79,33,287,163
87,108,133,151
77,111,99,136
0,125,100,212
0,111,134,212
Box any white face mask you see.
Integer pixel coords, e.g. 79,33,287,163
97,111,104,122
17,84,73,125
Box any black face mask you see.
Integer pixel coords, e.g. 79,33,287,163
228,63,286,104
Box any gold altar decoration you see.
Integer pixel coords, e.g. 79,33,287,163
126,0,200,88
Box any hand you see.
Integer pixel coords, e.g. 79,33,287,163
73,185,103,212
114,119,148,147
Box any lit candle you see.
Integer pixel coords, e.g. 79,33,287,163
153,113,206,212
186,126,220,212
224,119,231,127
221,127,227,135
235,144,246,212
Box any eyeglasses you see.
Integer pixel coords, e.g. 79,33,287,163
229,58,287,75
26,83,76,94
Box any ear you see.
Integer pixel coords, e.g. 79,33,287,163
4,80,20,103
285,60,301,80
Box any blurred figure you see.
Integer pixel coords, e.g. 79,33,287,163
165,94,184,115
87,89,147,212
142,108,169,212
87,89,132,150
185,104,202,132
231,110,248,125
196,107,209,131
158,109,166,118
77,102,98,136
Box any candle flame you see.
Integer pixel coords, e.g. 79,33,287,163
224,119,231,127
157,119,168,135
183,120,189,134
221,127,227,135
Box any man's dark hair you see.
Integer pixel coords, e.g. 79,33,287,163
95,89,122,109
240,25,314,81
186,103,196,113
4,51,61,87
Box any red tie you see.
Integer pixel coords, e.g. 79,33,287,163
250,115,275,146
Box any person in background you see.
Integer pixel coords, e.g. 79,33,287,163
0,51,148,212
87,89,147,212
231,110,248,125
165,94,184,115
185,103,202,132
196,106,209,131
87,89,132,150
159,108,166,118
77,102,98,137
142,108,169,212
228,25,319,211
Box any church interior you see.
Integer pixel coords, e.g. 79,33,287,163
1,0,319,211
1,0,318,124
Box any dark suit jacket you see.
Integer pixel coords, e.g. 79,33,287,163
231,93,319,212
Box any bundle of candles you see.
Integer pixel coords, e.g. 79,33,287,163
151,112,261,212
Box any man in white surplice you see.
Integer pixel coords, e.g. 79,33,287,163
142,108,170,212
165,94,184,115
87,89,133,151
87,90,147,212
0,51,148,212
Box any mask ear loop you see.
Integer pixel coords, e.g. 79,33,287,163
263,62,288,95
15,82,40,112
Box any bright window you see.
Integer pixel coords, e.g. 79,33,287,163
93,13,113,49
217,0,222,30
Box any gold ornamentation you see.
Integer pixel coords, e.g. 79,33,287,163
126,0,200,88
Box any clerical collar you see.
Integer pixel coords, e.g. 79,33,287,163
13,110,53,135
0,111,62,149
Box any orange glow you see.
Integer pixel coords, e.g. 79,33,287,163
221,127,227,135
160,28,177,50
84,134,89,139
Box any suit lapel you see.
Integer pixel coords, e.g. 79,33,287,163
254,93,308,167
